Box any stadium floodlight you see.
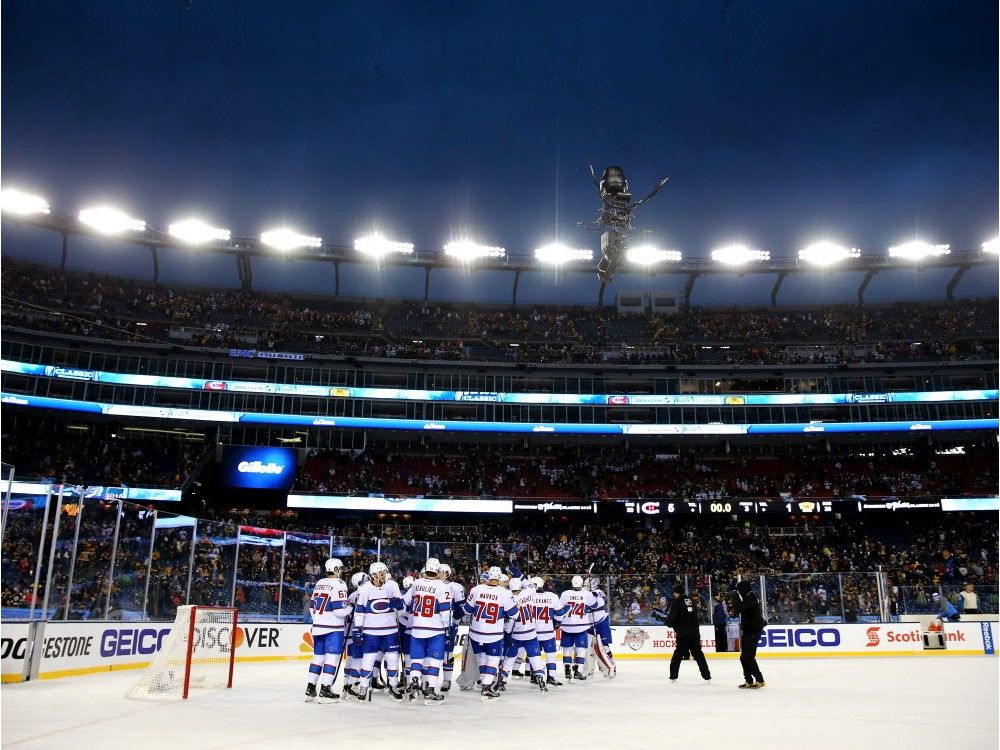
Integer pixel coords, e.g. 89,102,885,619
887,240,950,260
710,244,770,265
533,243,593,264
626,245,683,265
260,227,322,252
168,219,231,245
354,233,415,259
798,241,861,266
0,188,50,215
78,206,146,235
982,238,999,255
443,239,506,261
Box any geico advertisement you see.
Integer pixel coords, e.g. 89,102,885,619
35,622,316,676
610,623,996,656
1,623,33,681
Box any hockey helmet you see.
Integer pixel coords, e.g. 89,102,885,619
351,571,369,589
424,557,441,575
324,558,343,575
487,566,503,582
508,577,523,592
571,575,584,589
439,563,452,579
530,576,545,590
402,575,415,590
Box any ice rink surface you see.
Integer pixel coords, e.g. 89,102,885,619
3,657,998,749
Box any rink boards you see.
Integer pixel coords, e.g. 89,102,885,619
2,619,996,683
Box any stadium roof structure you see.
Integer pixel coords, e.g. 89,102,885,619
5,209,998,307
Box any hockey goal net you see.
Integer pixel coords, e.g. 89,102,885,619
125,605,237,699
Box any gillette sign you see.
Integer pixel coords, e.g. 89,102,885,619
221,446,297,490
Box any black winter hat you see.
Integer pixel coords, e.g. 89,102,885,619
673,584,686,595
736,580,753,596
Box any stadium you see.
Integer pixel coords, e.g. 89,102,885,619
1,2,998,749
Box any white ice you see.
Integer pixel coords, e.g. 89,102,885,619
2,657,997,750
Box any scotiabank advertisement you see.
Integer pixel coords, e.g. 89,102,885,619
610,622,997,657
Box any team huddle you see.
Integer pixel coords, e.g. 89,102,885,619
304,557,616,705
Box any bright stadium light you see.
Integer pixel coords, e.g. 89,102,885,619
982,238,1000,255
443,239,506,260
798,241,861,266
711,244,770,265
168,218,231,245
78,206,146,235
887,240,950,260
626,245,683,265
533,243,593,264
260,227,322,252
354,233,415,259
0,188,50,215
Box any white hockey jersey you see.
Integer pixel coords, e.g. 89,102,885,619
529,590,566,639
309,576,351,635
402,577,452,639
559,588,599,633
509,590,540,641
464,584,517,642
355,580,403,635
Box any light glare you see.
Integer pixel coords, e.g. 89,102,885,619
887,240,950,260
78,206,146,235
261,228,322,252
798,241,861,265
443,239,506,260
533,243,593,264
711,244,770,265
168,219,231,245
1,188,50,215
982,238,999,255
626,245,683,265
354,233,415,259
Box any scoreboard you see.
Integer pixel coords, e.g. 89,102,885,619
618,497,946,516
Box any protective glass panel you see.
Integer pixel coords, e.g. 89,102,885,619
66,498,119,620
107,503,156,620
146,513,195,621
763,573,843,624
380,539,428,579
429,542,478,590
234,527,284,620
188,520,238,608
281,532,331,623
0,492,49,618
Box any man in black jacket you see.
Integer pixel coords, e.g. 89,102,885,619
733,580,766,689
666,585,711,682
712,593,729,652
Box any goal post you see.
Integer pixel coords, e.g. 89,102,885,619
126,605,238,700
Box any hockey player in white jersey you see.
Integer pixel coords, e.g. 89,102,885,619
463,566,518,701
305,558,352,703
439,564,466,692
528,576,568,685
353,562,405,700
401,558,453,703
560,575,600,681
500,578,549,692
343,571,369,697
586,577,617,678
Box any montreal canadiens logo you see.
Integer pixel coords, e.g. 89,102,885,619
622,627,650,652
865,626,881,647
370,599,392,613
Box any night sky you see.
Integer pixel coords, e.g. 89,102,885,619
2,0,997,305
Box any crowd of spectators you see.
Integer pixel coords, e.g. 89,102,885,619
3,493,995,625
2,419,206,488
293,443,997,500
3,260,996,366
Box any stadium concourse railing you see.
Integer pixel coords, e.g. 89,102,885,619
2,481,997,626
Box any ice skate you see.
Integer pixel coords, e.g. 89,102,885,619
318,685,340,703
304,683,317,702
546,675,563,686
512,669,524,678
533,673,548,692
572,666,586,681
423,686,445,705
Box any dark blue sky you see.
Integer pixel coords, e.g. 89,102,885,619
2,0,997,304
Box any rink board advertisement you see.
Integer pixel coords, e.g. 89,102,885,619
1,622,34,683
7,620,994,682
